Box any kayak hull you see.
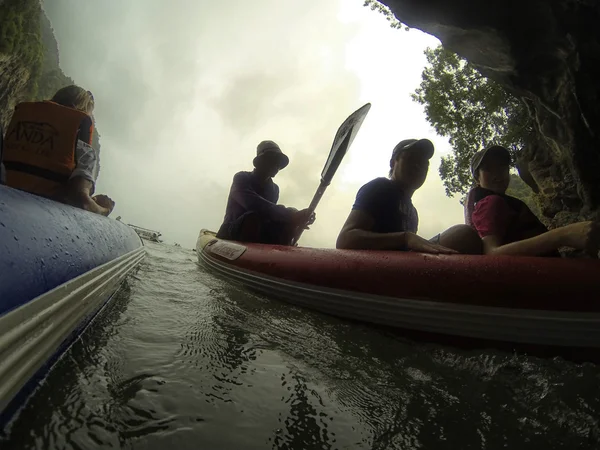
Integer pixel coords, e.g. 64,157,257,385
196,229,600,352
0,186,144,422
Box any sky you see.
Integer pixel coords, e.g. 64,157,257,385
43,0,466,249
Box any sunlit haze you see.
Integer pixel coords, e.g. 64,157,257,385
42,0,465,248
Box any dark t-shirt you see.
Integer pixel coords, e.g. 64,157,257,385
352,177,418,233
220,171,291,226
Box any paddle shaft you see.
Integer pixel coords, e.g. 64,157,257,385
291,181,328,245
290,103,371,246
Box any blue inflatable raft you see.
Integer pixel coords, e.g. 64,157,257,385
0,185,144,422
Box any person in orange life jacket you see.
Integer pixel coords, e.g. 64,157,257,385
337,139,483,254
216,140,315,245
2,85,114,216
465,145,600,256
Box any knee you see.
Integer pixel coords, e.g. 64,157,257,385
239,212,262,241
242,212,261,230
440,224,483,255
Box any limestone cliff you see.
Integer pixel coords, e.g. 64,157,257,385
0,1,101,160
0,0,42,130
0,53,33,129
382,0,600,226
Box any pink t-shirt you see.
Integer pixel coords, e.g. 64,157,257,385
472,195,514,238
471,194,548,245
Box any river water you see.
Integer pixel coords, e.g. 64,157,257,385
2,242,599,449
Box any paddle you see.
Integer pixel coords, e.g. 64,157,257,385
290,102,372,246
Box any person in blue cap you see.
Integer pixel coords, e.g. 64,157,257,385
337,138,482,254
216,140,315,245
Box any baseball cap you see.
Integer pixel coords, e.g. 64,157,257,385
470,145,511,179
390,138,434,168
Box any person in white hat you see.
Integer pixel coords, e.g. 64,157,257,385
466,145,599,256
337,138,482,254
216,140,315,245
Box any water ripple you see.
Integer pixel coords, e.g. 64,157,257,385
2,243,599,449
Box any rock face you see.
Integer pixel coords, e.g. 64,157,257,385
383,0,600,226
0,54,32,130
1,3,101,157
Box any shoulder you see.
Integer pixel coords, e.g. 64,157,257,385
473,194,513,223
78,115,94,145
233,171,252,181
475,194,509,210
79,114,93,126
361,177,393,189
353,177,395,212
357,177,394,196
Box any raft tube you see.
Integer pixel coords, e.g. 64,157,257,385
196,229,600,353
0,186,144,421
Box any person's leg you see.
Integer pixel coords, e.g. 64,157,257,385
217,212,263,242
434,224,483,255
261,220,296,246
236,212,262,242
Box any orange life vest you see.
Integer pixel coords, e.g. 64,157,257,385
3,101,93,199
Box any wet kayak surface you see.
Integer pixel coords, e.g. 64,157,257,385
2,243,599,449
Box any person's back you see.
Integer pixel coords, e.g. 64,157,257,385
3,100,92,199
2,85,114,216
220,170,281,227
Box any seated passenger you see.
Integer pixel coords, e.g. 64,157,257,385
337,139,482,254
466,145,599,256
2,85,114,216
216,140,315,245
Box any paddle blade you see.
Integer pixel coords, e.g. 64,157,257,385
320,102,371,185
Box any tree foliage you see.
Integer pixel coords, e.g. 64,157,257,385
0,0,44,97
363,0,407,30
411,46,533,198
507,174,542,219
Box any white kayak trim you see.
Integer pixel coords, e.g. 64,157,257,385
199,248,600,349
0,246,145,414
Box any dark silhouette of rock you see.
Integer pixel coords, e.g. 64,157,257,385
382,0,600,226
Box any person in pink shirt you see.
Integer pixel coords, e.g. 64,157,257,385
465,145,599,256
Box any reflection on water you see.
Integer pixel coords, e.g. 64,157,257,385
1,243,599,449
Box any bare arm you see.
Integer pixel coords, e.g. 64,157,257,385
483,221,598,256
336,210,408,250
337,210,458,254
65,177,111,216
482,231,563,256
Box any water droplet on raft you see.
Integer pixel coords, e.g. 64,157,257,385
14,236,18,241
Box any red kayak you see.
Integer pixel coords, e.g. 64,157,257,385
196,229,600,353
